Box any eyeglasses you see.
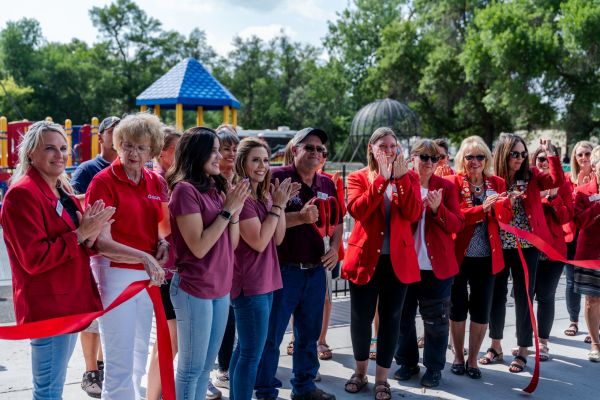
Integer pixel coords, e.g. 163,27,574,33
419,154,440,163
509,151,528,159
465,155,486,162
576,151,591,158
122,142,151,154
537,156,548,163
301,144,327,154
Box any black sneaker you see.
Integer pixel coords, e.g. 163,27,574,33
394,364,420,381
420,369,441,388
81,370,102,398
97,361,104,382
291,388,336,400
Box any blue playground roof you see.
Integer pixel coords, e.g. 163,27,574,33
136,58,240,110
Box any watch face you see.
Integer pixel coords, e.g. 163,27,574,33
220,210,232,220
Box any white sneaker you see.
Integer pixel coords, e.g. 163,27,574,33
206,380,222,399
212,369,230,389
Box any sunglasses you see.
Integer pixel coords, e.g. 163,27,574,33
418,154,440,163
438,154,447,160
465,155,486,162
301,144,327,154
537,156,548,163
509,151,528,159
577,151,591,158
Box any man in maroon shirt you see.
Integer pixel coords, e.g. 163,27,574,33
255,128,343,400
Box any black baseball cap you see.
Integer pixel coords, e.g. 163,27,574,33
291,127,328,146
99,116,120,133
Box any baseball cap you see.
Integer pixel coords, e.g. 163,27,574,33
291,127,328,146
99,116,121,133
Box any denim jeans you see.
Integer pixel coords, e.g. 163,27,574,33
255,265,326,399
230,292,273,400
565,240,581,322
217,305,236,371
170,273,230,400
30,333,77,400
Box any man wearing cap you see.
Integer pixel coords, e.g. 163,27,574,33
255,128,342,400
70,116,119,398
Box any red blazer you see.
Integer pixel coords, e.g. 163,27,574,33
495,156,564,247
411,173,465,280
445,174,507,275
573,179,600,260
321,170,347,261
540,179,574,258
342,168,423,284
0,168,102,324
562,173,597,243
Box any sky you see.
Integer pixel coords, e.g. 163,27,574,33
0,0,349,56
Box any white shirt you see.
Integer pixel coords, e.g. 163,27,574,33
413,186,433,270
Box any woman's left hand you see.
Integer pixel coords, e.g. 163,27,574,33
143,254,165,286
155,239,170,267
426,189,443,213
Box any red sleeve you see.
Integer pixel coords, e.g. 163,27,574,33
1,186,80,275
534,156,564,191
546,181,574,225
335,178,346,217
392,172,423,222
347,171,386,222
430,180,465,234
574,191,600,229
86,175,116,208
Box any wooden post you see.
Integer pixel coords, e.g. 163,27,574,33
65,119,73,166
196,106,204,127
91,117,99,158
223,106,230,124
153,105,161,117
140,105,148,112
176,103,184,131
0,116,7,168
232,108,238,128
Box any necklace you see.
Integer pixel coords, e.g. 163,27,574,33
469,180,484,194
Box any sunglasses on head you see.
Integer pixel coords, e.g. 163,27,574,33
419,154,440,163
537,156,548,163
465,154,486,162
301,144,327,154
577,151,591,158
509,151,528,159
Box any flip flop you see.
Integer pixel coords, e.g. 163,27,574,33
509,355,527,373
317,343,333,360
479,347,503,365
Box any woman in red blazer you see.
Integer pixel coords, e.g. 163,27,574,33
573,146,600,362
0,121,159,400
444,136,508,379
341,127,422,400
394,139,464,388
529,145,574,361
487,134,563,373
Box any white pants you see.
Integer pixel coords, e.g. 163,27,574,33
97,265,153,400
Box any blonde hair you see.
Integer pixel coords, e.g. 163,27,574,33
454,136,494,177
410,138,441,157
367,127,398,182
10,121,71,190
114,113,164,158
283,139,294,166
570,140,594,184
235,137,272,204
591,145,600,166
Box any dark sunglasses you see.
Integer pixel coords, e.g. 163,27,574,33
465,155,486,162
301,144,327,154
537,156,548,163
509,151,528,159
577,151,591,158
438,154,447,160
419,154,440,163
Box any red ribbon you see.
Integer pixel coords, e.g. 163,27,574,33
498,222,600,394
0,280,175,400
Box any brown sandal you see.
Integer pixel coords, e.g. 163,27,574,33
317,343,333,360
344,373,368,393
374,381,391,400
287,340,294,356
479,347,503,365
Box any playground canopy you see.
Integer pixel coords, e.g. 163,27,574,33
136,57,240,130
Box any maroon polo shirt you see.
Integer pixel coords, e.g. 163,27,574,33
271,164,340,264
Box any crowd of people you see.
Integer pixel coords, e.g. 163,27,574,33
1,113,599,400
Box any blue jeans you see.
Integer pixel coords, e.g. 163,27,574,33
230,292,273,400
255,265,326,399
31,333,77,400
170,273,230,400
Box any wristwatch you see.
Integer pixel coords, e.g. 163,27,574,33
219,210,232,221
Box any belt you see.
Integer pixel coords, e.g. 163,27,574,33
285,262,321,270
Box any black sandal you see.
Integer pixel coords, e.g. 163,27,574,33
465,362,482,379
450,362,465,375
564,323,578,336
479,347,503,365
509,355,527,373
374,381,391,400
344,373,368,393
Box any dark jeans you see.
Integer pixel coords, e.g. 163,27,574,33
489,248,539,347
535,259,564,339
450,256,495,324
565,239,581,322
254,265,326,399
349,255,408,368
230,292,273,400
217,305,236,371
395,270,453,372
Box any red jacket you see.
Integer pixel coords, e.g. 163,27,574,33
321,170,347,261
445,174,508,275
562,173,597,243
496,156,564,247
540,178,574,258
0,168,102,324
411,173,465,280
573,179,600,260
342,168,423,284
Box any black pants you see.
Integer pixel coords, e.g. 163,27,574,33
218,304,236,371
535,259,564,339
489,248,539,347
349,255,408,368
450,256,495,324
395,270,453,372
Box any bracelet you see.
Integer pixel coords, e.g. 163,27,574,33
268,211,280,218
230,219,239,224
272,205,283,210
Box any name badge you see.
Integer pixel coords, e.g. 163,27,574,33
589,194,600,203
317,191,328,200
516,180,526,186
55,200,64,217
